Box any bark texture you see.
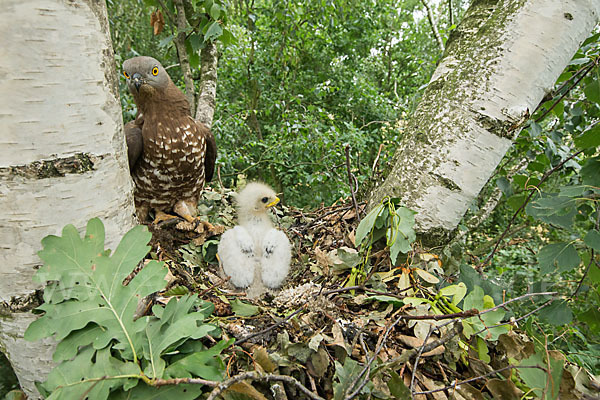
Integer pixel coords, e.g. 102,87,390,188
196,41,219,128
368,0,600,245
0,0,136,396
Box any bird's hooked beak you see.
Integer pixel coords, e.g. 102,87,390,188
132,72,144,91
266,197,280,208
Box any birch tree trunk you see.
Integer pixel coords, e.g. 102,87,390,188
0,1,136,397
368,0,600,245
195,41,219,129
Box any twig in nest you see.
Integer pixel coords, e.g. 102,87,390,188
345,144,361,222
410,324,435,395
235,305,306,346
206,371,324,400
197,276,230,298
413,365,547,396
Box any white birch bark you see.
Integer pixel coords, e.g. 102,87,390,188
195,41,219,129
0,0,136,397
368,0,600,244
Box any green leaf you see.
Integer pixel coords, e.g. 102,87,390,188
519,351,546,399
584,79,600,104
584,229,600,252
459,264,503,305
574,124,600,149
581,156,600,187
462,286,507,340
26,221,166,353
387,370,410,399
209,3,221,19
539,300,572,326
538,242,580,274
519,350,564,400
142,296,217,379
526,193,576,229
204,21,223,41
111,383,203,399
158,34,175,48
476,337,490,363
333,358,363,400
496,176,513,197
578,307,600,332
230,299,259,317
53,324,104,362
388,207,416,263
165,339,232,381
355,204,383,247
42,347,139,399
529,121,542,138
439,282,467,305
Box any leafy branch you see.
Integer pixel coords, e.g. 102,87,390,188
25,218,230,399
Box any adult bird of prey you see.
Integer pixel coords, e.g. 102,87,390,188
122,56,216,225
218,182,291,289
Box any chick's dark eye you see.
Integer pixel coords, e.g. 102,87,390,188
261,197,269,204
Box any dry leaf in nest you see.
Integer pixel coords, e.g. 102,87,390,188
224,382,268,400
150,10,164,35
342,208,356,220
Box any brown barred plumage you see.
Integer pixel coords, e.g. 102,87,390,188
122,56,216,222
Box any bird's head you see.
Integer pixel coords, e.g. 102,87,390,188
236,182,280,219
122,56,170,97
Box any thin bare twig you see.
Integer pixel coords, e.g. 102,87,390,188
478,150,584,270
535,58,598,123
472,298,555,338
413,365,547,395
410,324,435,395
154,377,218,387
345,145,361,222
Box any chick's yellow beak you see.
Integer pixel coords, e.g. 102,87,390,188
266,197,280,208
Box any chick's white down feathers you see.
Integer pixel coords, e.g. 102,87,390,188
218,183,291,288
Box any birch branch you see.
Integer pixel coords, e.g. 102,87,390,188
172,0,196,114
421,0,444,52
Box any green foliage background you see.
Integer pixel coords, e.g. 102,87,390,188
108,0,447,207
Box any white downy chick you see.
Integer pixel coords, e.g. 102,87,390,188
218,182,291,289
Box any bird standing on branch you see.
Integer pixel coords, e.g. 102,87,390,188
218,183,291,289
122,56,216,225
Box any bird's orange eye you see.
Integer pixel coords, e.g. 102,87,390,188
152,67,159,76
123,71,130,79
